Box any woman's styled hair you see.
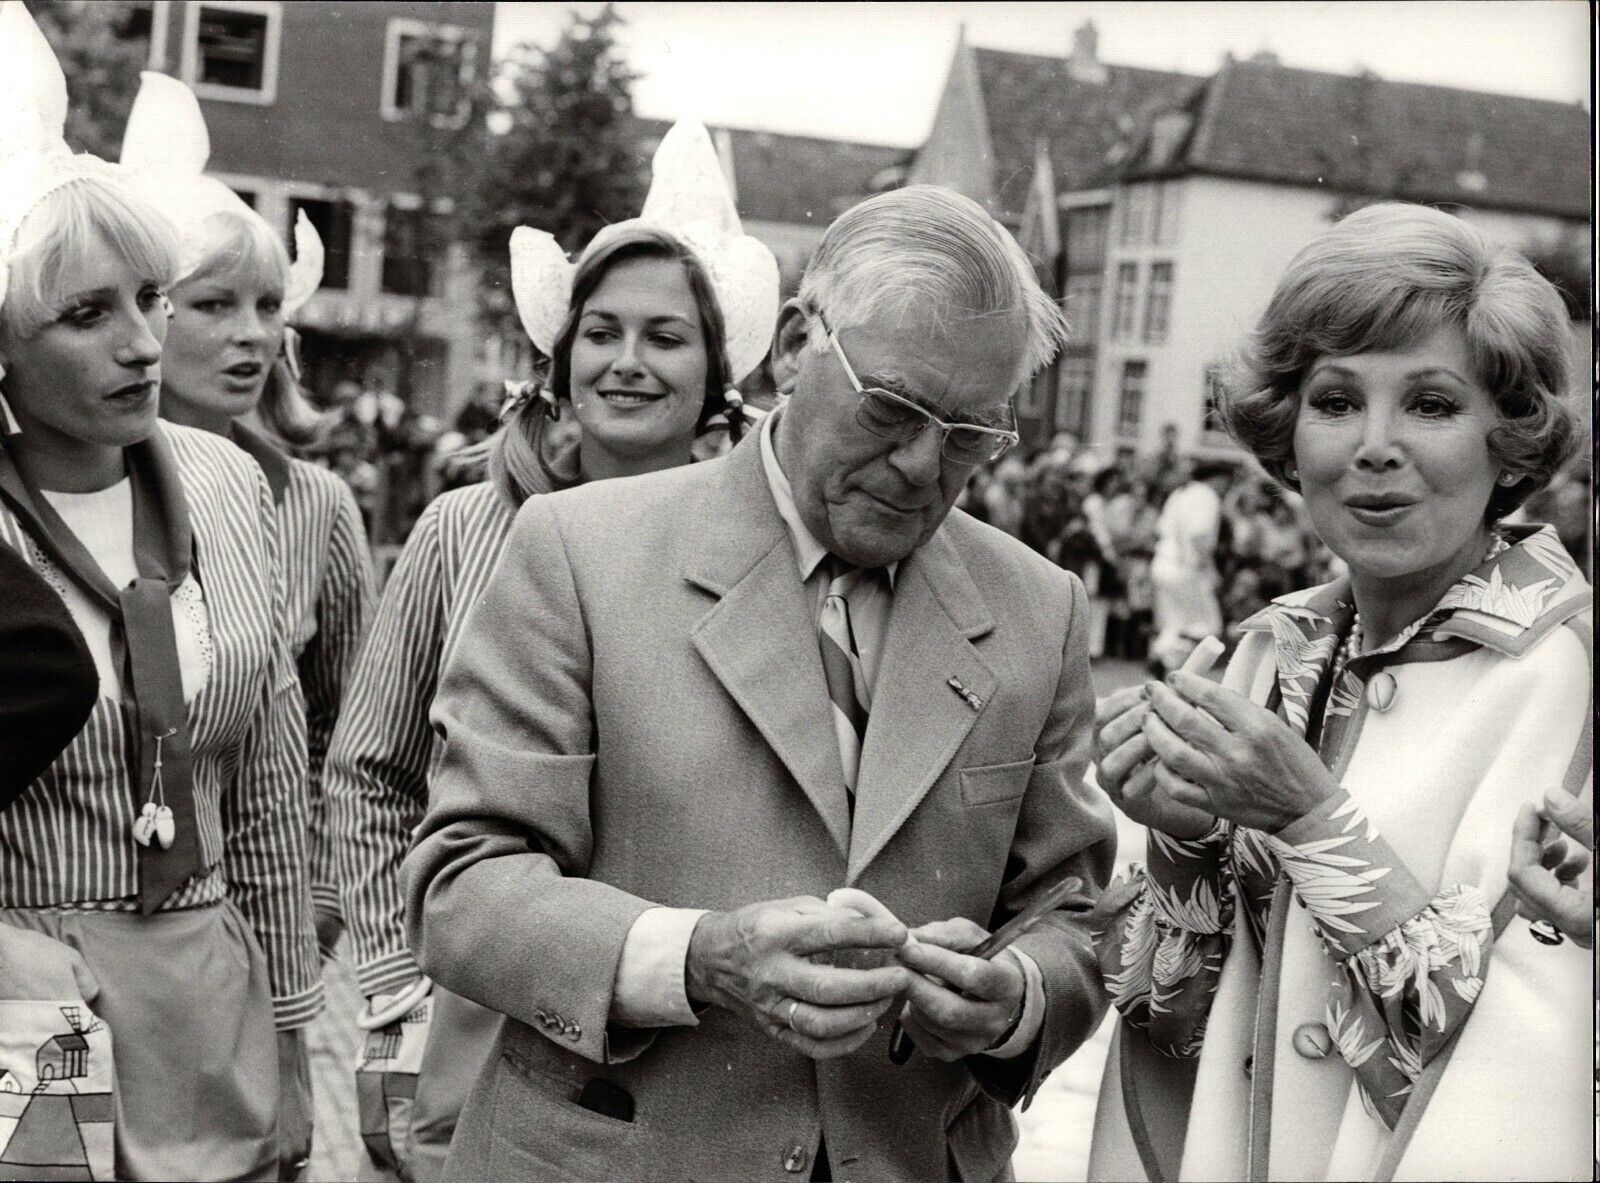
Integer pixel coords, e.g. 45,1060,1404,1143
1,176,180,343
485,225,737,509
1224,202,1575,520
177,211,326,448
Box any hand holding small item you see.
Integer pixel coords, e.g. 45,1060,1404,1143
1508,789,1594,949
831,888,1024,1063
1095,638,1221,840
1141,664,1339,833
893,919,1027,1062
686,894,910,1060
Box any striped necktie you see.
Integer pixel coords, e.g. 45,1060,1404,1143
818,557,873,804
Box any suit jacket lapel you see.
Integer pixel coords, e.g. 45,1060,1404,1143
687,436,852,858
847,526,995,882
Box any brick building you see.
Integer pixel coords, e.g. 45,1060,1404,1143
138,0,495,416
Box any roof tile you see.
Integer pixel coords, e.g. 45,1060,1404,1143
1125,61,1588,218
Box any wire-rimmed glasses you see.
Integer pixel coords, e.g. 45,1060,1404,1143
817,313,1020,465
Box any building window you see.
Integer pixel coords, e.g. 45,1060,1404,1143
1142,262,1174,344
1017,368,1049,419
1118,185,1151,247
1063,205,1110,274
1111,262,1139,341
1151,181,1180,245
382,19,478,127
1202,364,1228,435
288,196,354,291
1056,355,1095,433
1063,274,1102,345
381,203,444,297
180,1,281,105
1117,361,1147,439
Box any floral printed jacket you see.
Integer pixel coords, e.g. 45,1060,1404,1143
1089,524,1593,1182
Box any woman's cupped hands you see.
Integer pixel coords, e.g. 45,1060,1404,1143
1094,671,1340,838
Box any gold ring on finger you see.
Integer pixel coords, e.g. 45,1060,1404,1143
786,999,800,1030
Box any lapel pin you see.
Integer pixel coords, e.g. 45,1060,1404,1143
947,676,984,712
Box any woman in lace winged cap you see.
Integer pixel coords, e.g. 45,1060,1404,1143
0,5,320,1177
1088,203,1591,1182
320,118,778,1183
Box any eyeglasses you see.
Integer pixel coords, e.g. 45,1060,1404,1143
817,313,1020,466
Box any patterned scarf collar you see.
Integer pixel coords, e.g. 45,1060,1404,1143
1237,524,1589,743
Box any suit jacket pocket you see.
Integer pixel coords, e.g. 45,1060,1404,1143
487,1048,643,1182
960,757,1036,807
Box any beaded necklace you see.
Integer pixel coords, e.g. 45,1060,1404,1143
1334,530,1511,675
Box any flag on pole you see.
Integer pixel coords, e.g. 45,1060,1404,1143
1016,137,1061,295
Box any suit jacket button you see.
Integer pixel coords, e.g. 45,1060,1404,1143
566,1023,582,1040
535,1010,549,1024
1292,1022,1332,1059
782,1144,808,1173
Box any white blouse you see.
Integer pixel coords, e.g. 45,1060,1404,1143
38,478,212,702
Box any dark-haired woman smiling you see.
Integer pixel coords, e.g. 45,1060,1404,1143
322,119,778,1183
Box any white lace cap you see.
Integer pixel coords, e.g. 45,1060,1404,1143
509,118,779,383
120,71,323,314
0,0,131,316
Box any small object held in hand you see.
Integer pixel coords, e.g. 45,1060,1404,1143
888,873,1089,1065
1179,635,1226,677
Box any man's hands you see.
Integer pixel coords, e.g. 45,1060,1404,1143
686,893,1035,1063
1508,791,1594,948
686,897,910,1060
895,919,1026,1062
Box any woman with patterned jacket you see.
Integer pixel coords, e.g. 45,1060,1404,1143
1087,203,1591,1182
322,119,778,1183
115,72,375,1176
0,7,320,1178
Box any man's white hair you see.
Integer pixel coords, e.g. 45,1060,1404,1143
796,185,1070,379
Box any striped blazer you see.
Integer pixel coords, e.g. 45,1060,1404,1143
323,481,514,996
275,458,374,918
0,422,323,1027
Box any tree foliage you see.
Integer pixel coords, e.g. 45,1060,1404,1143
27,0,148,161
468,5,647,340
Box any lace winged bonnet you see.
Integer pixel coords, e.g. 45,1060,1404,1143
0,0,137,427
120,71,322,314
0,0,128,319
508,119,779,414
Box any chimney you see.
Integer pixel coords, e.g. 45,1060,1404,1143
1067,20,1108,84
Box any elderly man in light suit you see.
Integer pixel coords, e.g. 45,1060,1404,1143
405,186,1117,1182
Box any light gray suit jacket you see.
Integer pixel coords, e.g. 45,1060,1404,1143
405,430,1116,1182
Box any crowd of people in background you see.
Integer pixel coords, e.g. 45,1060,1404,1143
954,425,1340,668
298,383,1593,675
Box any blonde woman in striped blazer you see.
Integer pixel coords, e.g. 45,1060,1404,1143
118,72,375,1176
0,162,321,1181
324,216,771,1183
122,71,374,955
